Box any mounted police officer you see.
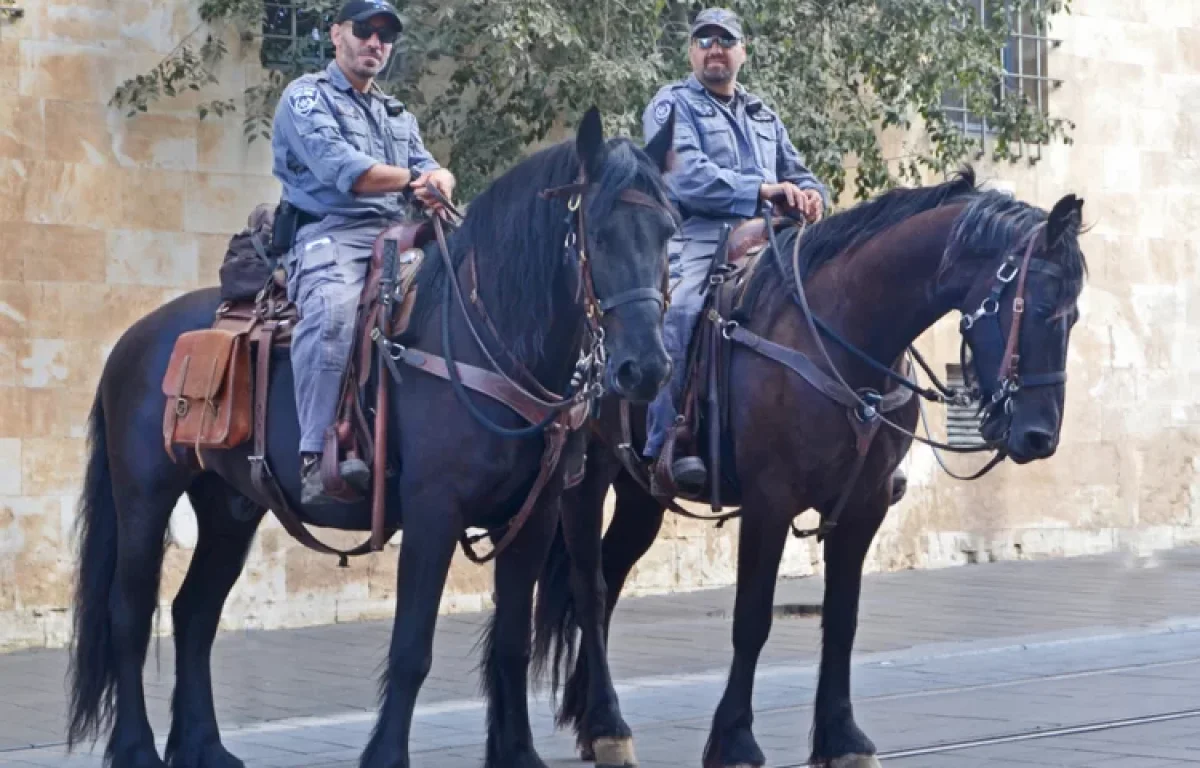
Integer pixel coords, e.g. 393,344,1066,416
642,7,829,495
271,0,456,505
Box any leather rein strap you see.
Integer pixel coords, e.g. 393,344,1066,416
378,179,671,564
699,219,1060,539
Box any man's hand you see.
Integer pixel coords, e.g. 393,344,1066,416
760,182,823,222
410,168,457,213
798,188,824,222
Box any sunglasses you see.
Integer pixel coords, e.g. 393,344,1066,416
694,35,739,50
351,19,399,45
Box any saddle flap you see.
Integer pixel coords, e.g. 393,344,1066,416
162,329,240,400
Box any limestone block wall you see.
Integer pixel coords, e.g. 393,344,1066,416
1,0,1197,651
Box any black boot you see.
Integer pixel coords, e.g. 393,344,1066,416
672,456,707,495
300,453,371,506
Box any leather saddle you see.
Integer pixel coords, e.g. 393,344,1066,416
650,215,784,504
162,216,434,505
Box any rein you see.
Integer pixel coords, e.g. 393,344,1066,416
383,176,672,563
703,211,1065,538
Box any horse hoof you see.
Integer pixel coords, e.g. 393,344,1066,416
579,740,596,761
593,736,637,767
828,754,882,768
110,744,167,768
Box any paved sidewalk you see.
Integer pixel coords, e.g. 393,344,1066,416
3,547,1200,766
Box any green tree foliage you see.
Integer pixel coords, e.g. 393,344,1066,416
112,0,1073,201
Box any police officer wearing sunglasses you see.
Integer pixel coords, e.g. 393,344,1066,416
270,0,457,505
641,7,831,494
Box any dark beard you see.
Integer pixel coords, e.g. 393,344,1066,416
700,64,732,86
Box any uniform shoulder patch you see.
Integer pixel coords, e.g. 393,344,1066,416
653,99,674,124
289,85,319,117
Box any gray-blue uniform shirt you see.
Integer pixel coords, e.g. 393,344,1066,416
642,74,829,244
271,60,441,219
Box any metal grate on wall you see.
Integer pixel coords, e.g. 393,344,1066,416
261,2,337,71
945,364,987,449
940,0,1063,156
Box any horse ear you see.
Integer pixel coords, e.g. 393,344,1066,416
576,106,606,179
1046,193,1083,246
644,104,676,173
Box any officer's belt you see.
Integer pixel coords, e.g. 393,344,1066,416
296,208,325,230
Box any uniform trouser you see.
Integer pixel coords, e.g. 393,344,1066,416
285,214,393,454
644,237,716,459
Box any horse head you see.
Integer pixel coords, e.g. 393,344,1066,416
568,105,679,402
954,193,1087,463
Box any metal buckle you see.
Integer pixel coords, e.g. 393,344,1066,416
1012,297,1025,314
996,260,1019,283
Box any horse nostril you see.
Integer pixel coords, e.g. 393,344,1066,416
615,360,642,393
1024,429,1055,456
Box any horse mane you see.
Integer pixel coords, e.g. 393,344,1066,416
407,137,673,364
739,167,981,316
938,188,1088,312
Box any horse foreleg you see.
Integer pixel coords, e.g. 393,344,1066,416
561,458,637,767
703,491,792,768
809,492,889,768
165,477,263,768
561,469,665,762
483,498,558,768
360,496,460,768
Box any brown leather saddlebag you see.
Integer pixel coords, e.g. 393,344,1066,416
162,328,252,453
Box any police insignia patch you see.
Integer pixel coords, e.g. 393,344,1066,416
653,100,672,124
290,86,318,116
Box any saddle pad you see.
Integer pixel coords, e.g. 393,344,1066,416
162,328,251,451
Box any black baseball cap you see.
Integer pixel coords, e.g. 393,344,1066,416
690,8,743,40
335,0,403,30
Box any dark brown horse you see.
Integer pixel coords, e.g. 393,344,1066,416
64,108,681,768
533,170,1088,768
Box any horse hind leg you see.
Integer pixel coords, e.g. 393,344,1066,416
164,475,264,768
557,462,648,767
105,443,192,765
570,469,665,760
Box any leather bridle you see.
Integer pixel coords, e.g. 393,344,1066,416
958,221,1070,429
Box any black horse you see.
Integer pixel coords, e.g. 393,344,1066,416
65,107,680,768
533,171,1088,767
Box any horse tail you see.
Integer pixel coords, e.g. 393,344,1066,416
531,520,579,709
66,392,119,749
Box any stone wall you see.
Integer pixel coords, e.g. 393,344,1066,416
1,0,1197,651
